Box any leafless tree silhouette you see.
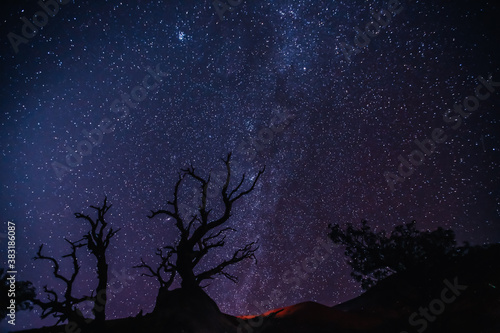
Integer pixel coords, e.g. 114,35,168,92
74,196,120,324
33,197,119,329
33,239,90,327
137,152,264,292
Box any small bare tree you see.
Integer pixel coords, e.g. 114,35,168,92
74,196,120,324
136,153,264,292
33,197,119,329
33,239,90,327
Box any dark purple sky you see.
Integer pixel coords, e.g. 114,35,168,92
1,0,499,330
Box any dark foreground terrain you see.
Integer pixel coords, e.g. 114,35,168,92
17,244,500,333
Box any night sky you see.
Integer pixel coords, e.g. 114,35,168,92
1,0,500,330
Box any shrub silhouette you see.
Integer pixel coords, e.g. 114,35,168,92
328,220,469,290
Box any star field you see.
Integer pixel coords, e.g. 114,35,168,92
0,0,499,330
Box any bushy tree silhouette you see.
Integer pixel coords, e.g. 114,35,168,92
136,153,264,292
0,268,36,321
328,220,468,290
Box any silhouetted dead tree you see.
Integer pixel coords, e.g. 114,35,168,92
33,239,90,327
140,152,264,291
74,196,120,324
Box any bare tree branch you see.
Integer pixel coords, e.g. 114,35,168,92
134,248,176,289
148,174,188,237
196,241,259,284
